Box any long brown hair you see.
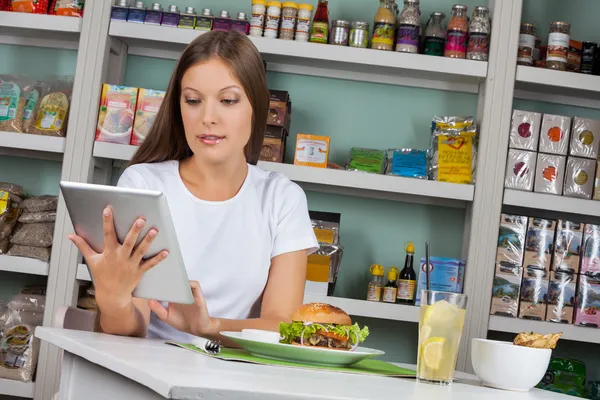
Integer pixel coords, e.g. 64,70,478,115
129,31,269,166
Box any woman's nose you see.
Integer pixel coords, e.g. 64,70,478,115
201,100,217,126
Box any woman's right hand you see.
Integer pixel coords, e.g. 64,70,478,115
68,207,169,308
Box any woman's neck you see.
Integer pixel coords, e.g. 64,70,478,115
179,156,249,202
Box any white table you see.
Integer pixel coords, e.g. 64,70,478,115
36,327,574,400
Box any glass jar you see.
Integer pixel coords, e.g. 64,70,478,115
517,23,536,66
423,12,445,56
250,0,266,37
280,2,298,40
466,6,490,61
178,6,196,29
444,4,468,58
329,19,350,45
371,0,396,51
265,1,282,39
196,8,213,31
349,21,369,48
395,0,420,53
295,3,314,41
127,1,146,23
161,4,180,27
547,21,570,71
144,2,163,25
232,12,250,34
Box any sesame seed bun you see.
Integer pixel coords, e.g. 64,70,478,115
291,303,352,326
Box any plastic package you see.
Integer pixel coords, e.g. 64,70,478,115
0,238,8,254
429,125,477,184
518,268,549,321
21,195,58,212
595,162,600,201
510,110,542,151
563,156,596,200
537,358,587,397
415,257,465,305
28,77,73,137
505,149,536,191
495,214,528,275
539,114,572,155
523,218,556,274
308,211,343,296
582,224,600,276
574,274,600,328
345,148,386,174
534,153,566,195
49,0,84,16
0,80,27,133
490,272,522,318
546,271,576,324
10,0,49,13
569,117,600,159
0,204,20,241
386,149,428,179
22,80,48,133
7,245,51,262
431,115,474,131
0,182,25,198
96,84,138,144
131,89,165,146
18,211,56,224
9,223,54,248
0,0,10,11
553,220,583,274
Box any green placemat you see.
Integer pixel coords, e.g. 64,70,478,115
166,342,416,378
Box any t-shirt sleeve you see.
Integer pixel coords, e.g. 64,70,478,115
271,181,319,259
116,166,149,190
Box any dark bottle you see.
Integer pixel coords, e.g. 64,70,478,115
214,10,232,31
231,12,250,35
310,0,329,44
396,242,417,304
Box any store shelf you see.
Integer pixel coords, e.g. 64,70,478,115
503,189,600,219
0,11,82,50
0,378,35,399
109,21,487,93
93,141,138,161
0,131,66,160
303,294,420,323
489,315,600,345
76,263,91,281
0,255,49,276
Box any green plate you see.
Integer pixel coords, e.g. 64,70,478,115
220,331,385,367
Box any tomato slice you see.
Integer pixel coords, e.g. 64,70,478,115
319,330,348,341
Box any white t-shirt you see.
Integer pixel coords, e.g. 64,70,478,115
117,160,319,342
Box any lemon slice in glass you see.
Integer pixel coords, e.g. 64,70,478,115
422,337,446,370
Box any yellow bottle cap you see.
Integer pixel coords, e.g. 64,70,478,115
267,1,282,7
405,241,415,253
252,0,267,4
370,264,385,276
388,266,399,281
283,2,298,8
299,3,314,11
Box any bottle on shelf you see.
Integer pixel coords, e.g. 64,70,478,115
127,1,146,23
161,5,180,27
382,267,399,303
110,0,130,21
444,4,468,59
214,10,232,32
395,0,420,53
232,12,250,35
309,0,329,44
466,6,490,61
423,12,445,56
371,0,396,51
396,242,417,304
367,264,385,302
144,2,163,25
196,8,214,31
178,6,197,29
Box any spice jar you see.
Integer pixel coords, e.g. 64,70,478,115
111,0,130,21
161,4,180,27
250,0,267,37
517,23,536,66
127,1,146,23
466,6,490,61
444,4,468,58
329,19,350,46
546,21,570,71
196,8,213,31
423,12,445,56
395,0,420,53
264,1,282,39
231,12,250,35
178,6,196,29
349,21,369,48
144,2,163,25
213,10,232,31
280,2,298,40
295,3,314,41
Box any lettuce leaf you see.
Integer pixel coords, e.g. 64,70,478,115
279,321,370,345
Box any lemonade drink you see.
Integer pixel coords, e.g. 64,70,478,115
416,291,467,385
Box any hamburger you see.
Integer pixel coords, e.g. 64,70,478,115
279,303,369,351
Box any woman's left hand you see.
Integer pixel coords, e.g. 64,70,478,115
148,281,219,338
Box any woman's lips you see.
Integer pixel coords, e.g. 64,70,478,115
197,135,224,145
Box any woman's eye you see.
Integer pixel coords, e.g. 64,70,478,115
185,98,200,105
221,99,238,105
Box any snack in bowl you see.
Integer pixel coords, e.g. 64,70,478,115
279,303,369,351
513,331,563,349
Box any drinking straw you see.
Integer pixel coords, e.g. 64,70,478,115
425,241,431,291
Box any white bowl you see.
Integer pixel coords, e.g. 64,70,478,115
471,338,551,392
241,329,281,344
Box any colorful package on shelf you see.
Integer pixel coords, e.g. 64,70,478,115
563,156,596,200
509,110,542,151
574,274,600,328
95,84,138,145
267,90,291,128
431,115,474,131
131,88,165,146
10,0,48,13
28,76,73,137
429,126,477,184
546,271,576,324
49,0,84,16
490,271,522,318
567,40,582,73
582,223,600,276
495,214,528,275
534,153,566,195
536,358,587,397
260,126,288,163
293,134,330,168
415,257,465,305
553,220,584,274
523,218,556,275
518,268,549,321
306,211,343,296
539,114,572,156
386,149,428,179
595,162,600,201
345,148,386,174
569,117,600,159
505,149,536,191
0,0,10,10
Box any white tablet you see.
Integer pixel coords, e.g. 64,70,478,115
59,181,194,305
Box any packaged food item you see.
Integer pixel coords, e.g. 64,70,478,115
595,162,600,200
9,223,54,248
18,211,56,224
267,90,291,127
567,40,582,72
0,182,25,198
346,148,386,174
415,257,465,305
367,264,384,302
10,0,49,13
429,126,477,184
505,149,536,191
495,214,528,275
294,134,330,168
29,89,71,137
490,271,522,318
546,271,576,324
131,88,164,146
0,0,11,10
7,245,51,262
0,81,26,133
582,224,600,276
523,218,556,274
570,117,600,159
431,115,474,131
553,220,583,274
307,211,343,296
0,196,20,241
49,0,84,16
537,358,587,397
386,149,428,179
260,126,288,163
95,84,138,145
534,153,566,195
574,274,600,328
563,157,596,199
539,114,571,155
518,268,549,321
21,195,58,212
509,110,542,151
0,238,9,254
21,81,46,133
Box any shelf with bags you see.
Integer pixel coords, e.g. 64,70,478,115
0,11,82,49
0,131,66,160
108,21,487,94
503,189,600,219
0,255,49,276
0,377,35,399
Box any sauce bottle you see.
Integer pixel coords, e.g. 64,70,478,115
382,266,399,303
367,264,385,302
309,0,329,44
444,4,468,59
396,242,417,304
371,0,396,51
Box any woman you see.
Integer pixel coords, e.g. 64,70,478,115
69,31,318,343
